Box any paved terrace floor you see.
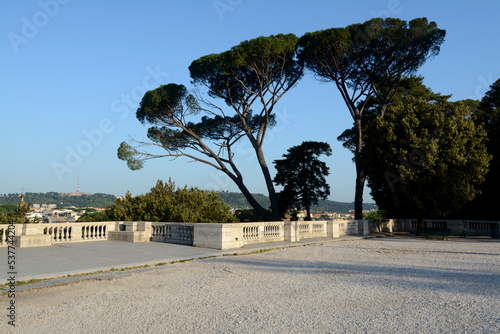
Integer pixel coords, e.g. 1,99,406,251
0,235,371,287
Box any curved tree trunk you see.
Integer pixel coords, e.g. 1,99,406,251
256,149,281,221
223,169,274,221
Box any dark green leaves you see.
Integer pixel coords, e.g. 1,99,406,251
117,142,144,170
136,84,200,126
190,34,303,106
107,179,237,223
363,96,491,218
298,17,446,92
274,141,332,219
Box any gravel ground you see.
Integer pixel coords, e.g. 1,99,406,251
1,236,499,333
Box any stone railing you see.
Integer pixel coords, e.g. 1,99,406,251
4,218,497,249
150,223,194,245
0,220,369,249
377,219,499,236
2,222,118,247
193,220,366,250
1,221,153,247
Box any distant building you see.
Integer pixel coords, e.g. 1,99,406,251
60,191,91,196
19,193,26,208
42,209,77,223
60,173,91,196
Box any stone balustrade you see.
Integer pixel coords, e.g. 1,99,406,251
1,219,497,249
392,219,499,236
3,222,118,247
151,223,194,245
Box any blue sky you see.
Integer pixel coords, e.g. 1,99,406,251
1,0,499,203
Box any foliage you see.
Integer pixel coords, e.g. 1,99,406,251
0,201,32,224
234,209,268,222
337,76,450,154
297,17,446,219
106,179,237,223
460,78,500,219
363,210,386,220
0,204,17,213
76,210,111,222
119,34,304,221
363,95,491,219
274,141,332,220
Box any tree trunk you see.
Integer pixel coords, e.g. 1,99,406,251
304,188,312,221
227,171,273,221
255,146,281,221
354,116,366,220
305,205,312,221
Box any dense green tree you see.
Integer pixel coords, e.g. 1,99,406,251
363,210,386,221
362,95,491,224
0,200,31,224
460,78,500,219
234,209,268,222
274,141,332,220
106,179,236,223
76,210,111,222
337,76,450,154
0,204,17,213
119,34,303,221
297,17,446,219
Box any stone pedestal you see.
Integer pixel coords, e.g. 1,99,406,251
284,221,299,242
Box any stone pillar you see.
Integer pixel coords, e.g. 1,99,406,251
388,219,394,233
284,221,299,242
14,223,51,247
124,221,137,231
331,221,340,238
360,220,369,235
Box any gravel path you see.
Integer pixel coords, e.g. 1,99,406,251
2,236,499,333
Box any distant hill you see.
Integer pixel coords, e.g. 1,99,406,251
0,191,377,213
216,191,377,213
0,192,116,208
